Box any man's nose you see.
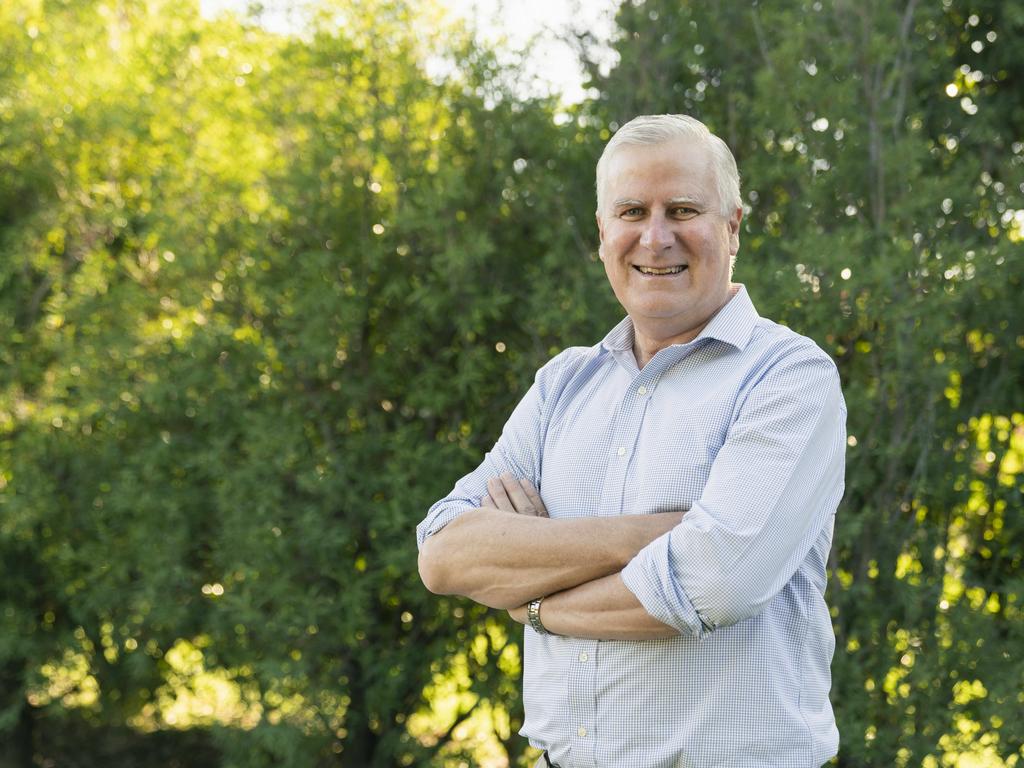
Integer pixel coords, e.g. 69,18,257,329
640,214,674,251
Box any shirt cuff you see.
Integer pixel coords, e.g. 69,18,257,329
620,531,710,639
415,502,472,549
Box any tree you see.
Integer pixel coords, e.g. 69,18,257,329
1,0,613,764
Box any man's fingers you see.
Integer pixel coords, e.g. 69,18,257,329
500,472,539,515
487,476,516,513
519,478,549,517
488,473,548,516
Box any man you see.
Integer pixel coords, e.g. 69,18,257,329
417,114,846,768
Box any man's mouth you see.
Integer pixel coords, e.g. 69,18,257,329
634,265,688,275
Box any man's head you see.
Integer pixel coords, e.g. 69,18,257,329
594,114,744,352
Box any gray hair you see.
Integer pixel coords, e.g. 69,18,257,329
595,114,742,217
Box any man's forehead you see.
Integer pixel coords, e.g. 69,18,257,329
607,140,713,180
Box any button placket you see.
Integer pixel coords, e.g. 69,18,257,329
566,638,597,763
598,378,652,516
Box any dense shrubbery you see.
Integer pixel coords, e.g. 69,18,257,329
1,1,1021,766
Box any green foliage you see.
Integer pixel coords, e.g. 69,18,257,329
1,0,1021,766
1,0,610,765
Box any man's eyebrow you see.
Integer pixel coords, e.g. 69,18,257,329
612,196,705,208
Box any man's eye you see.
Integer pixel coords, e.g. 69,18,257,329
672,207,697,217
621,207,644,217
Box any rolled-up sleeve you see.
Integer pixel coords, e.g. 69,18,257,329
415,348,586,548
620,349,847,637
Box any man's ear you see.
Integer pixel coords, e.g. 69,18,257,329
727,206,742,256
595,210,605,260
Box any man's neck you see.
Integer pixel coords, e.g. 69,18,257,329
631,284,739,368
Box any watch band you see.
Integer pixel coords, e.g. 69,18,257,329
527,597,549,635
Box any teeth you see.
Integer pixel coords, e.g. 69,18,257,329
636,265,686,275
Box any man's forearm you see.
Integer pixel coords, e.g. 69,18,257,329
418,509,682,609
516,572,678,641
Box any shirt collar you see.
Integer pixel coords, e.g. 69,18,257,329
599,284,759,355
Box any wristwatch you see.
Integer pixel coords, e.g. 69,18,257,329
527,597,549,635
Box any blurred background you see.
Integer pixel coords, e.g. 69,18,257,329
1,0,1021,765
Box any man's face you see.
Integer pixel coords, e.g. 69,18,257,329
597,139,741,343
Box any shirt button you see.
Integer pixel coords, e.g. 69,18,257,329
637,385,647,395
578,726,588,738
616,446,626,456
578,652,588,662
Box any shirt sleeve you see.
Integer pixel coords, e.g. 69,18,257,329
620,345,847,637
415,347,589,549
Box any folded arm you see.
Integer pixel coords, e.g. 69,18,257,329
509,573,677,640
418,497,682,610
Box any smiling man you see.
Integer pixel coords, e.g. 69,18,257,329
417,114,847,768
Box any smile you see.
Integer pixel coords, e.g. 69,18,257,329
634,265,687,275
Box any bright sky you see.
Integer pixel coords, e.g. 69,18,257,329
198,0,621,104
436,0,620,103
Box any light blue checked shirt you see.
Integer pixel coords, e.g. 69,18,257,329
418,286,846,768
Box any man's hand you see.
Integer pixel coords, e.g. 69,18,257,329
481,473,548,517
